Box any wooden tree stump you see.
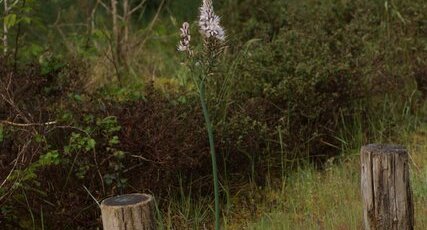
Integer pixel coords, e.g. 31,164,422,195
101,193,155,230
360,144,414,230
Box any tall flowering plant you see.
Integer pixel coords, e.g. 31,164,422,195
178,1,225,229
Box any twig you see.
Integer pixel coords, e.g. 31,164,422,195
130,154,159,164
45,125,88,135
52,11,74,52
128,0,146,16
3,0,9,55
408,150,421,173
83,185,100,206
132,0,165,50
98,0,111,14
1,120,57,127
86,0,100,48
98,0,123,20
0,140,31,202
13,0,26,72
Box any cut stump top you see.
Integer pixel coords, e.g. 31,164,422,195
361,144,407,155
102,193,153,207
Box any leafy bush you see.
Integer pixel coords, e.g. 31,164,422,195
197,0,427,182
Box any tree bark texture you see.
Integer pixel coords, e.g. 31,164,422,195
360,144,414,230
101,193,155,230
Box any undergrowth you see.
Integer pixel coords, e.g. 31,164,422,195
245,118,427,230
0,0,426,229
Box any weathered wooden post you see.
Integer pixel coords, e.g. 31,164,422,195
101,193,155,230
360,144,414,230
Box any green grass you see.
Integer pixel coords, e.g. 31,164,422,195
1,0,426,228
242,124,427,229
154,122,427,229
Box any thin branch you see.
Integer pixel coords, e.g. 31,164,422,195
0,139,32,202
83,185,100,207
99,0,123,20
132,0,165,50
13,0,26,72
52,11,74,52
54,23,88,28
130,154,160,164
98,0,111,13
1,120,57,127
7,0,19,10
90,1,100,29
128,0,146,16
0,91,32,125
46,125,89,136
3,0,9,55
86,0,100,48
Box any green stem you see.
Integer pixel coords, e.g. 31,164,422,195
199,79,220,230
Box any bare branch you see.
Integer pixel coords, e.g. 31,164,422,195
0,139,32,202
132,0,165,50
90,0,101,30
3,0,9,55
99,0,123,20
0,90,33,125
1,120,57,127
8,0,19,10
98,0,111,13
128,0,146,16
51,11,74,52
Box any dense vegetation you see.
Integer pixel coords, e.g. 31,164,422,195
0,0,426,228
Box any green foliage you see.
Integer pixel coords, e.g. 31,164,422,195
211,0,426,172
0,0,426,228
64,132,96,154
9,150,61,184
4,13,17,29
38,150,61,166
96,116,121,134
40,55,66,75
59,114,125,188
1,0,37,58
97,116,128,189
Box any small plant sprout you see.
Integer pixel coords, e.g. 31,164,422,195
177,1,226,230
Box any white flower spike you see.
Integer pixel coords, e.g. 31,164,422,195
178,22,191,53
198,0,225,41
